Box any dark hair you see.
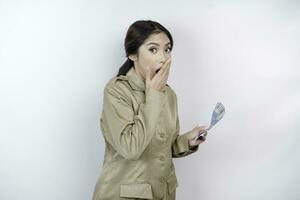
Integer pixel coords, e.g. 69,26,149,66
116,20,174,77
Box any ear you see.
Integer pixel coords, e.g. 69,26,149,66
128,54,137,61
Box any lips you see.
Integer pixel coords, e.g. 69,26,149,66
155,68,161,74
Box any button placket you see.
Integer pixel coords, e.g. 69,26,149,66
159,155,165,161
160,133,165,139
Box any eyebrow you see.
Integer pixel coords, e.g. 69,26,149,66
146,42,171,46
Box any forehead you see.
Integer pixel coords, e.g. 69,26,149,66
143,32,170,46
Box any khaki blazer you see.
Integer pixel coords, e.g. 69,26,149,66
92,67,199,200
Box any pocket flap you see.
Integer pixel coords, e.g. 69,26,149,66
120,183,153,199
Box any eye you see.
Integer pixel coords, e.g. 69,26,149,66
149,47,157,53
165,47,172,53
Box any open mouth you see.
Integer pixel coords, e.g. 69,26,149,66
155,68,161,74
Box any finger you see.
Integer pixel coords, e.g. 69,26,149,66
153,59,171,88
155,65,167,80
166,62,171,76
198,125,208,130
163,65,170,81
163,58,171,69
153,60,169,83
199,129,207,135
160,60,171,78
159,58,171,73
157,58,171,76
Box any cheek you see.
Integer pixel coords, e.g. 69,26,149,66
140,61,156,75
138,50,159,76
140,55,157,68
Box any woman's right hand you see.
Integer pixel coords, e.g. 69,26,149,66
187,124,208,147
145,58,171,92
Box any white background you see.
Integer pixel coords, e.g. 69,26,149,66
1,0,299,199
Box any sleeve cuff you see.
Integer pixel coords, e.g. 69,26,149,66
145,86,165,106
177,133,199,154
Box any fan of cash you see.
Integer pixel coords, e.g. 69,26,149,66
194,102,225,142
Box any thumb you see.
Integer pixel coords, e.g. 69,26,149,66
197,123,207,128
195,124,208,132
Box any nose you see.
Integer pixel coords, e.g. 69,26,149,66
159,54,170,67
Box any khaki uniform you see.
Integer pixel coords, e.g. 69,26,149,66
92,67,199,200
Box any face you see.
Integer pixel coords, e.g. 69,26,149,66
129,32,172,81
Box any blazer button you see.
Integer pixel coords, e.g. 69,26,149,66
159,176,166,183
159,155,165,161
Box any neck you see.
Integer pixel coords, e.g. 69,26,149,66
133,67,145,82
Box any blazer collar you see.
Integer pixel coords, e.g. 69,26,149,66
126,67,146,91
117,67,167,92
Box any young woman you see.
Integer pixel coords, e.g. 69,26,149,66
92,20,208,200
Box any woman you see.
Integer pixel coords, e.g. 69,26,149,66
92,20,208,200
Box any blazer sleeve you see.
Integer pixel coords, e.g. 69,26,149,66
100,82,165,161
171,92,199,158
